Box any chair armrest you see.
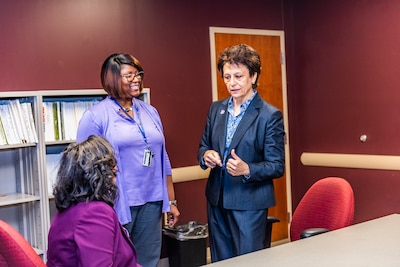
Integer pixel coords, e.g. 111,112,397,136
264,216,280,248
300,228,330,239
267,216,280,224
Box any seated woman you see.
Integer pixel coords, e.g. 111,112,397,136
47,135,141,267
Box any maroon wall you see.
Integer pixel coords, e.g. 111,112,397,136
3,0,400,231
286,0,400,223
0,0,284,225
0,0,283,168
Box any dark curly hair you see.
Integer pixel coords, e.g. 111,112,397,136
217,43,261,89
53,135,118,212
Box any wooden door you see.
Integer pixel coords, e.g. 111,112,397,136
210,27,291,242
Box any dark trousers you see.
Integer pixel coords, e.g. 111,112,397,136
207,201,267,262
124,201,162,267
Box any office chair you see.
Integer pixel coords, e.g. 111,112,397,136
290,177,354,241
0,220,46,267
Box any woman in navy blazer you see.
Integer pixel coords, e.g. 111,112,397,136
47,135,140,267
198,44,285,262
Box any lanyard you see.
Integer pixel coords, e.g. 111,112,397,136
112,98,149,146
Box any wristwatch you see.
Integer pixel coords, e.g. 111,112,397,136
169,200,177,206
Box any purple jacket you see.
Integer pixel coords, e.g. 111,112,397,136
47,201,140,267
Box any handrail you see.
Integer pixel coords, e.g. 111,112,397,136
171,166,210,183
301,152,400,170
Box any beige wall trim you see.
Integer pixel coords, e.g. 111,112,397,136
171,165,210,183
301,152,400,170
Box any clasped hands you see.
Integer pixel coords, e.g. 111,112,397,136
204,149,250,177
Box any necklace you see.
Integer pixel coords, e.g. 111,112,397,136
123,107,133,112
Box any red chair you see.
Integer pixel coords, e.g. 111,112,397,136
290,177,354,241
0,220,46,267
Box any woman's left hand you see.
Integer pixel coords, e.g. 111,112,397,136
167,205,180,227
226,149,250,177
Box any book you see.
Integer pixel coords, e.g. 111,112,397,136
0,118,7,145
57,101,65,141
73,101,88,132
42,102,56,142
9,99,28,143
61,101,77,141
0,103,20,144
20,102,38,143
53,102,60,141
23,102,38,143
42,99,100,142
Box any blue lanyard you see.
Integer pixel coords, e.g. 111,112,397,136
112,98,148,146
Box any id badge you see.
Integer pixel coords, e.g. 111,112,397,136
143,148,152,167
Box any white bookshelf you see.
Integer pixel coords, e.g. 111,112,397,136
0,88,151,261
38,89,108,262
0,92,45,256
0,89,107,262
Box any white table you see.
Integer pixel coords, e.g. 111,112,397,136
204,214,400,267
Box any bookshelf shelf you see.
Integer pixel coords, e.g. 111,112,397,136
0,193,40,207
45,140,78,146
0,142,37,150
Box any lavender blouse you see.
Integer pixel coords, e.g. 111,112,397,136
76,96,172,225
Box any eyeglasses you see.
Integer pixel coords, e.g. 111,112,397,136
121,71,144,82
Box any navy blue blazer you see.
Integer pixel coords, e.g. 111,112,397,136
198,92,285,210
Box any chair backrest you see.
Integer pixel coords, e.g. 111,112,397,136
0,220,46,267
290,177,354,241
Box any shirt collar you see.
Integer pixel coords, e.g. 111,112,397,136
227,90,256,112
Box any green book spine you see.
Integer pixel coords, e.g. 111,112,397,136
52,102,59,141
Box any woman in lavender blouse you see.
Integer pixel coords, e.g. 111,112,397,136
76,53,180,267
